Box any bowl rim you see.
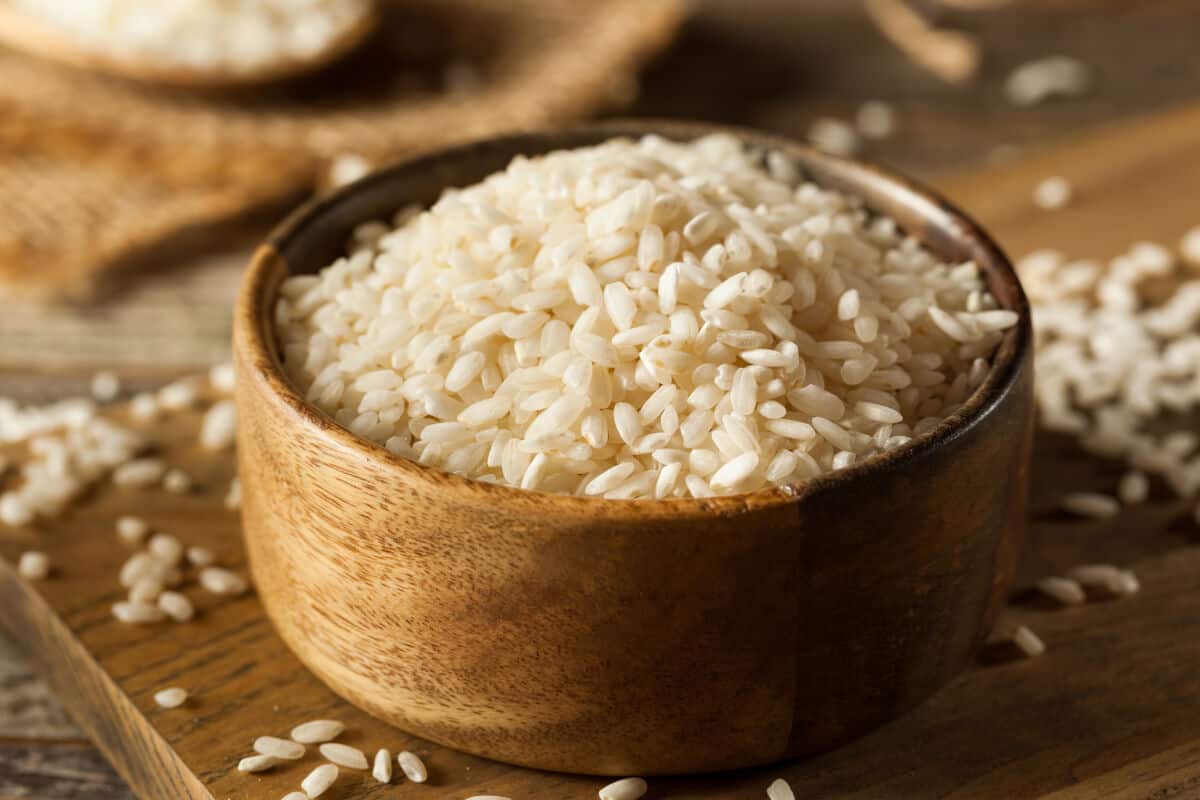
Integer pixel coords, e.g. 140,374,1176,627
236,119,1032,519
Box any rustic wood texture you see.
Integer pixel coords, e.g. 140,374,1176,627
234,123,1032,775
0,0,685,296
0,104,1199,797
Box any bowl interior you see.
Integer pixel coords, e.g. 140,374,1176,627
247,120,1031,510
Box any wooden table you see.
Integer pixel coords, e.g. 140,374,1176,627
3,1,1200,797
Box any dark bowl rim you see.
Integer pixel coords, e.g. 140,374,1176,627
236,119,1032,519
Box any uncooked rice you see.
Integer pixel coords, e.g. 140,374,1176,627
318,742,368,770
91,371,121,402
290,719,345,744
397,750,428,783
767,778,797,800
1117,470,1149,505
1035,576,1085,606
200,400,237,450
199,566,249,596
116,515,150,544
11,0,374,77
1006,56,1091,106
153,687,188,708
162,468,193,494
301,763,339,797
372,748,393,783
112,458,166,488
157,590,195,622
807,118,860,156
599,777,648,800
855,101,897,140
1060,491,1119,519
237,754,278,773
17,550,49,580
1022,238,1200,503
254,736,306,760
1033,177,1072,210
276,135,1017,499
1012,625,1045,657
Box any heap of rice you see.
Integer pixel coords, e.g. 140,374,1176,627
11,0,372,76
275,134,1018,499
1024,237,1200,500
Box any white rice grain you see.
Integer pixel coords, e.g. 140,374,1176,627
254,736,306,760
238,754,279,773
372,748,392,783
767,778,796,800
599,777,648,800
1035,576,1085,606
1060,492,1119,519
301,764,339,797
200,401,237,450
319,742,368,770
1012,625,1045,657
116,515,149,544
17,551,50,580
397,751,427,783
290,720,345,744
153,687,187,708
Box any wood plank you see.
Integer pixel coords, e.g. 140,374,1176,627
2,101,1200,799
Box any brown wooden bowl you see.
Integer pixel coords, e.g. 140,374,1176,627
233,121,1034,777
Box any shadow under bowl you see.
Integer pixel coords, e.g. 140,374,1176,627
232,120,1034,776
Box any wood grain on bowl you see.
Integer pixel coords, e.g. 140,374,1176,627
233,122,1034,775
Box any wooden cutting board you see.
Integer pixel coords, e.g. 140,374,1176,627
3,104,1200,799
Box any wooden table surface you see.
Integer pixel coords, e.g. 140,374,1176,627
3,1,1200,797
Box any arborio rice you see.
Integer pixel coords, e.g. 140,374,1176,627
10,0,373,76
276,135,1018,499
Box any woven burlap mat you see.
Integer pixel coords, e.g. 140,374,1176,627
0,0,685,298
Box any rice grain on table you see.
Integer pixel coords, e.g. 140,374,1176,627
224,477,243,510
1033,177,1072,210
200,401,238,450
148,533,184,566
855,101,896,140
372,748,392,783
599,777,648,800
186,546,216,567
112,600,165,624
157,591,195,622
1060,492,1119,519
210,363,237,394
290,720,345,744
158,378,200,411
277,135,1016,499
17,550,50,580
199,566,249,596
1117,471,1149,505
91,371,121,402
1035,576,1085,606
153,687,188,708
163,468,193,494
318,742,368,769
1012,625,1045,657
397,750,428,783
237,754,279,773
116,515,149,544
254,736,306,760
301,763,339,797
130,393,159,422
112,458,166,488
767,778,797,800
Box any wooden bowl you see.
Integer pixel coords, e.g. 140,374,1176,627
233,121,1033,776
